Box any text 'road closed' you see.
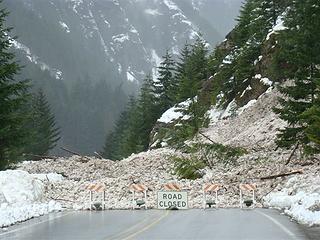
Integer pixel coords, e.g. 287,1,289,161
157,191,188,209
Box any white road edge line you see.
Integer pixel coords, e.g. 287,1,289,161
256,210,298,240
0,211,73,237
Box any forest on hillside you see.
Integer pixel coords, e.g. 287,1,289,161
0,0,319,170
102,0,320,162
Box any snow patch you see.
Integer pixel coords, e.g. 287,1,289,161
221,100,237,119
266,14,287,41
207,107,223,123
163,0,180,11
145,9,163,16
261,77,273,86
255,74,262,79
0,170,62,227
264,175,320,226
104,20,111,28
10,39,63,80
112,33,129,43
59,21,70,33
222,54,233,65
126,70,136,82
150,49,162,80
158,99,193,124
240,85,252,98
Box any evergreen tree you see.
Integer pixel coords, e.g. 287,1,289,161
218,0,290,106
274,0,320,154
0,6,30,169
120,97,143,155
24,90,60,157
178,37,209,101
155,51,177,113
102,96,140,160
102,106,131,160
102,130,117,160
299,78,320,155
136,74,158,149
175,43,191,93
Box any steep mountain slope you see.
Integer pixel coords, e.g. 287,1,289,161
151,1,290,148
3,0,242,153
5,0,225,87
3,0,241,154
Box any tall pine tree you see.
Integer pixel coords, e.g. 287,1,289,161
136,74,158,149
0,6,30,169
274,0,320,154
178,37,209,101
24,90,60,157
155,51,177,114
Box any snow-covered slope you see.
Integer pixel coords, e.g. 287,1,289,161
4,0,227,87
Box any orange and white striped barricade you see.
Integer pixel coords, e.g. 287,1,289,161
203,183,222,209
239,183,256,209
129,184,148,210
86,183,106,210
163,183,181,191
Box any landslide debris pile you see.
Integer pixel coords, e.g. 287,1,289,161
18,148,318,210
201,88,286,151
18,88,319,210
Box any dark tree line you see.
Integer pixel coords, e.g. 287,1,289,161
0,6,60,169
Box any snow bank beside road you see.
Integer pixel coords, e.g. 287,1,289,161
0,170,62,227
264,175,320,226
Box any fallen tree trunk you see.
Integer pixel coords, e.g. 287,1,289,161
50,197,75,202
199,132,216,144
60,147,91,162
260,169,303,180
285,142,299,165
23,153,58,160
94,151,104,159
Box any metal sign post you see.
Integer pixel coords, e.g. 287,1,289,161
130,184,148,210
86,183,106,210
203,184,222,209
239,184,256,209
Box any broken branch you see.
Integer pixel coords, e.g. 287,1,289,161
285,142,299,165
260,169,303,180
199,132,215,144
60,147,91,162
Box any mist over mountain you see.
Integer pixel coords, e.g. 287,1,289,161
3,0,242,154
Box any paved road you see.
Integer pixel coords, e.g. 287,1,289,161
0,209,318,240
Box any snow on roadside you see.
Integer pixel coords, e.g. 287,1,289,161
0,170,62,228
264,175,320,226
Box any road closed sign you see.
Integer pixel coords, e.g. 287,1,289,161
157,191,188,209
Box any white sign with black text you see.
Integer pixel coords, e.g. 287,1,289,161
157,191,188,209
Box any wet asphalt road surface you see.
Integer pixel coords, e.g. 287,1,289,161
1,209,319,240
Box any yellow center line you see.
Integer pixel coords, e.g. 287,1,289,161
107,216,153,240
122,211,170,240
